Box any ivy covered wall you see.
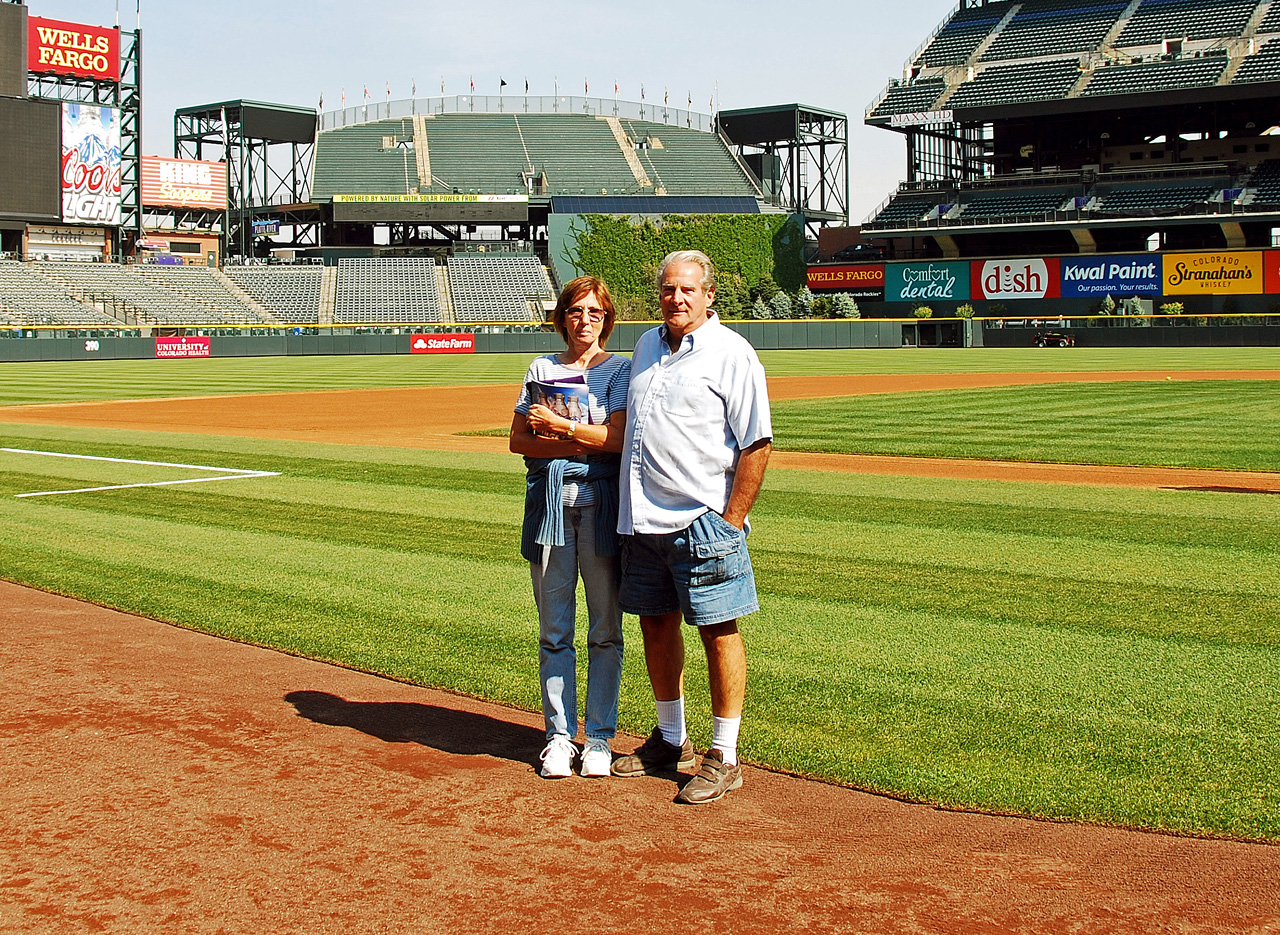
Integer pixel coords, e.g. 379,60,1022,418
549,212,805,317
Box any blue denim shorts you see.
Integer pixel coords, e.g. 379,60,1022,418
618,510,759,626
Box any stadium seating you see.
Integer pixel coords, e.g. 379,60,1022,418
867,79,948,119
1092,184,1216,212
1115,0,1259,46
1257,2,1280,33
0,261,121,327
1233,39,1280,84
621,121,757,196
1246,159,1280,202
957,190,1070,219
980,0,1126,62
447,254,552,322
133,266,272,325
916,5,1011,67
1082,55,1229,96
947,58,1082,109
334,258,442,323
312,118,422,196
864,196,944,229
224,265,324,324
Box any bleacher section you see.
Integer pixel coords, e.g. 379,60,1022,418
1093,184,1217,212
917,5,1010,67
313,112,757,200
448,255,552,322
867,79,947,119
1082,55,1229,96
1115,0,1259,47
334,258,442,323
980,0,1125,62
1258,2,1280,33
0,261,121,327
959,191,1069,218
1233,39,1280,85
224,265,324,324
33,262,271,326
947,58,1082,109
864,197,944,230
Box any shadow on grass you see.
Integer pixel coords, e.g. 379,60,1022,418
284,690,545,768
1166,486,1280,495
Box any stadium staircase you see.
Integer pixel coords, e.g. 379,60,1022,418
602,116,653,188
412,114,431,188
319,266,337,325
434,264,456,324
211,268,279,325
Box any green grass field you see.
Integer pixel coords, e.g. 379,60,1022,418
1,348,1278,841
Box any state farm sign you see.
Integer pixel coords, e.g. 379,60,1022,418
28,16,119,82
972,258,1060,300
411,334,475,354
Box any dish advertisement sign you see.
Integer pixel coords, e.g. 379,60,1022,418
140,157,227,210
28,16,119,82
1060,255,1163,297
1163,252,1262,295
972,258,1060,300
62,103,121,226
806,264,884,299
411,334,475,354
1263,251,1280,294
884,261,970,303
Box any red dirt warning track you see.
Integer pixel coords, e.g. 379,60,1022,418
2,581,1277,934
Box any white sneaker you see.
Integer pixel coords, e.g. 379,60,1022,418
580,737,612,778
539,736,576,778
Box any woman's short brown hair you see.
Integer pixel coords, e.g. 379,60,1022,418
550,275,616,347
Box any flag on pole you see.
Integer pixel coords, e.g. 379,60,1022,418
341,87,346,108
614,80,619,98
412,77,416,96
664,87,668,106
641,84,645,101
687,90,692,107
500,77,508,90
585,78,589,95
386,80,391,103
318,91,323,110
525,77,529,94
363,84,369,100
470,76,474,93
441,77,445,94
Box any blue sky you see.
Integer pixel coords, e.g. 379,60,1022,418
30,0,959,222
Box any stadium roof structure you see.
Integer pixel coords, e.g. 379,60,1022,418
860,0,1280,257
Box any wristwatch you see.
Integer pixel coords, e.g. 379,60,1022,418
566,421,577,440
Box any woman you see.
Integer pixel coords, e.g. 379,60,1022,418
510,275,630,779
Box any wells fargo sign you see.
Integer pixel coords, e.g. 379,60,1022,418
806,264,884,298
28,16,119,82
140,157,227,210
1162,251,1262,296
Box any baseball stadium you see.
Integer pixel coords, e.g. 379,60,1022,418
1,0,1278,931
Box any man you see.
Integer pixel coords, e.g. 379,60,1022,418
611,249,772,804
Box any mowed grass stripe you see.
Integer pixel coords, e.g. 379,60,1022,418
3,346,1279,406
774,380,1280,471
3,429,1279,838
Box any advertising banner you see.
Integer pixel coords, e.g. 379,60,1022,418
28,16,119,82
411,333,475,354
140,157,227,210
1061,255,1163,297
1163,251,1262,296
806,264,884,298
884,261,970,303
1263,251,1280,294
972,258,1060,300
62,103,120,226
155,336,211,359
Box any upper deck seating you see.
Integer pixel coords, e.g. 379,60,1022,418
980,0,1126,62
621,121,758,196
1233,39,1280,84
868,79,948,119
916,4,1011,67
864,195,945,229
312,117,422,197
1115,0,1259,46
957,190,1070,219
1082,55,1229,96
1093,183,1216,212
1246,159,1280,202
947,58,1082,109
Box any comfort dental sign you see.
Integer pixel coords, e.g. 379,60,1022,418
28,16,119,82
884,261,970,302
1060,255,1162,297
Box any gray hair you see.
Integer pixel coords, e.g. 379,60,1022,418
656,249,715,293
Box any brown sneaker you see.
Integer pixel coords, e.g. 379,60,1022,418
610,726,695,776
674,748,742,804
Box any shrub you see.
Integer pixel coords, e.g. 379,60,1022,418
955,303,975,319
768,291,793,320
913,305,933,319
1158,302,1184,316
748,296,769,320
810,295,832,318
831,293,860,319
795,285,814,318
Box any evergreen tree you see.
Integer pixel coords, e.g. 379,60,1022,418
831,293,860,319
795,285,814,318
768,291,793,320
749,296,769,320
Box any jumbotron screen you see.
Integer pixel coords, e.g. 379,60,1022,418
0,97,61,223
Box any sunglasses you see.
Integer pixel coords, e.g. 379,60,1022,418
565,306,606,322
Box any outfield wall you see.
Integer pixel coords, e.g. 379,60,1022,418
0,320,906,362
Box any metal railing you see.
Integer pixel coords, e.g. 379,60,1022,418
319,95,716,133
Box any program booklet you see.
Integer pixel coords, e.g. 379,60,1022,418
527,376,592,427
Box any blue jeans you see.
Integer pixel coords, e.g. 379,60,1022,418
530,502,624,741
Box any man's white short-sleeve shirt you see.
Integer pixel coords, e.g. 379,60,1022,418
618,314,772,535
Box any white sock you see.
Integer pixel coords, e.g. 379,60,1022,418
712,716,741,766
656,697,686,746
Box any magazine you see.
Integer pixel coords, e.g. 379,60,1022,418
528,376,592,426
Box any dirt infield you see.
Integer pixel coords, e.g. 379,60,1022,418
3,580,1277,934
3,370,1279,491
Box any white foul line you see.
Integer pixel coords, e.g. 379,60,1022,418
2,447,281,498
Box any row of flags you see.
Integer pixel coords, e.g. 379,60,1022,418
320,80,714,111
